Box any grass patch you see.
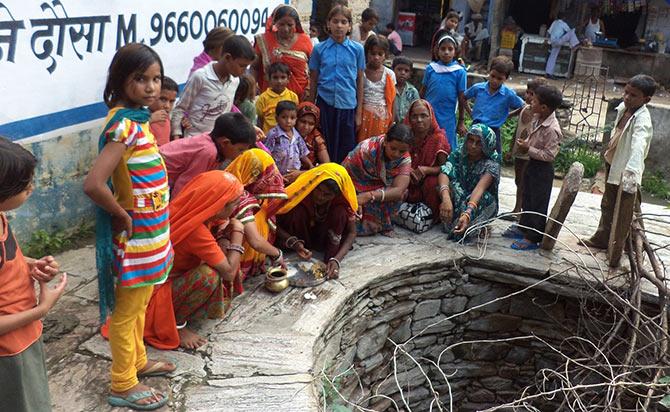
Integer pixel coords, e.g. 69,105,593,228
642,171,670,201
24,221,94,258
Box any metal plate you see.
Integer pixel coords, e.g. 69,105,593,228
286,259,328,288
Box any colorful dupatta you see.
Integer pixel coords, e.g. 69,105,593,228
297,102,328,165
95,107,150,323
404,99,451,168
343,135,412,192
441,123,500,237
343,135,412,234
224,149,287,287
274,163,358,216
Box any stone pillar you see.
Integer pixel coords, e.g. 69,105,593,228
541,162,584,251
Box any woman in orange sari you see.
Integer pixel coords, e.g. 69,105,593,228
253,5,313,99
224,149,287,292
142,171,245,350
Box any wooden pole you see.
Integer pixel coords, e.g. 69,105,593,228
541,162,584,251
607,170,638,268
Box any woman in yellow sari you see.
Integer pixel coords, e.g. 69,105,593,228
273,163,358,279
224,149,287,292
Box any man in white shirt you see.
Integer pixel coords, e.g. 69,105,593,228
351,7,378,45
545,13,580,78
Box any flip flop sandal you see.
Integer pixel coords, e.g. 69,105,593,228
108,390,168,411
138,360,176,377
511,239,539,251
502,226,524,239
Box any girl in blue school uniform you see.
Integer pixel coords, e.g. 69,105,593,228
421,29,468,150
308,5,366,163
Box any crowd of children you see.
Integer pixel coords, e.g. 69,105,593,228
0,1,659,410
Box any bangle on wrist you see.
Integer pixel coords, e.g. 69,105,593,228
272,249,283,262
231,228,245,236
226,244,245,254
285,236,298,249
379,188,386,202
329,257,341,269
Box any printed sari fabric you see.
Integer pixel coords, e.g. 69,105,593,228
225,149,287,290
275,163,358,261
404,99,451,216
441,124,500,238
142,171,243,349
342,135,411,234
254,16,313,99
297,102,328,165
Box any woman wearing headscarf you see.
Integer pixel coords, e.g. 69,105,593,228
223,149,287,292
438,123,500,239
404,99,451,217
253,5,313,99
296,102,330,165
274,163,358,279
342,124,413,236
124,171,244,350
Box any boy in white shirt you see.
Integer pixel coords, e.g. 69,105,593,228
582,75,656,252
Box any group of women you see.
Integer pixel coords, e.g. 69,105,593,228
108,5,502,351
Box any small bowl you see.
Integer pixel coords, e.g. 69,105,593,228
265,267,289,293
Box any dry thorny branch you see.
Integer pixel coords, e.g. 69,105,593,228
318,210,670,412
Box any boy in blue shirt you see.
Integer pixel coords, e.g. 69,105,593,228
464,55,524,156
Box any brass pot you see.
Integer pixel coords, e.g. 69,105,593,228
265,267,289,293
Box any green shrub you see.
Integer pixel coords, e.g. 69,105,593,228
554,138,602,178
642,171,670,200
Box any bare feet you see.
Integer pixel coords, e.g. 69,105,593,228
179,327,207,349
110,383,164,406
137,359,176,377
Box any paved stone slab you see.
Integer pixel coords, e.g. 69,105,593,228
184,375,318,412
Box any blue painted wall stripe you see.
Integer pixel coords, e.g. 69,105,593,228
0,82,187,141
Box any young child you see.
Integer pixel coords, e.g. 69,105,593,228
172,35,255,138
385,23,402,56
421,31,468,150
505,85,564,250
0,137,67,412
234,74,257,125
188,27,234,77
308,5,365,163
392,56,420,123
256,62,299,133
297,101,330,165
83,43,175,409
265,101,313,183
508,77,546,218
439,11,464,49
357,34,396,142
351,7,378,45
161,112,257,196
309,22,321,46
582,75,656,251
148,76,178,147
464,55,525,156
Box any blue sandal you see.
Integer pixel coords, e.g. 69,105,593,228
108,390,168,411
502,226,524,239
511,238,539,251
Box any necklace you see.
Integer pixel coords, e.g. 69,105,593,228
314,202,329,222
277,33,295,48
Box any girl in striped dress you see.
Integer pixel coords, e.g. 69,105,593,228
84,43,175,411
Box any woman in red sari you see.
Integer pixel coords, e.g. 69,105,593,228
404,99,451,217
253,5,313,100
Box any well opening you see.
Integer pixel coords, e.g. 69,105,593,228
314,262,659,411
